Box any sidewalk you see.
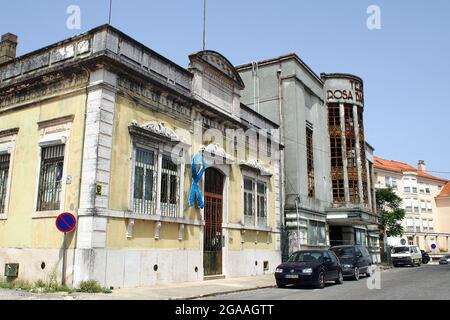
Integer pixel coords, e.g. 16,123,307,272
107,274,276,300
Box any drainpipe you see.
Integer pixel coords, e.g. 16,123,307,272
295,196,301,251
277,67,285,229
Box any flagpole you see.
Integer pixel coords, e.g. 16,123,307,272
108,0,113,25
203,0,206,51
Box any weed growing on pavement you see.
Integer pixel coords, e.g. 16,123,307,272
0,279,111,294
77,280,112,294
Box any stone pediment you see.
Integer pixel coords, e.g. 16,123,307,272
240,159,272,176
190,50,245,89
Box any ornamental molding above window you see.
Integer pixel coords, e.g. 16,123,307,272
201,143,234,163
130,120,189,146
240,159,272,176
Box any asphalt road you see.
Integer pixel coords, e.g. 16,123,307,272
203,264,450,300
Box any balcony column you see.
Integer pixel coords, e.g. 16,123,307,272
339,103,350,204
352,104,364,205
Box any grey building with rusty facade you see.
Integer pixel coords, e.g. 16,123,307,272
237,55,381,263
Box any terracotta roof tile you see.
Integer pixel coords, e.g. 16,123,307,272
438,181,450,198
374,156,448,183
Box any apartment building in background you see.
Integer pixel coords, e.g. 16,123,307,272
236,55,381,263
374,158,449,253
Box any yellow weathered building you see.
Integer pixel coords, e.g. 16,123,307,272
0,25,282,288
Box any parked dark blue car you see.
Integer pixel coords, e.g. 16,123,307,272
275,250,344,289
330,245,373,280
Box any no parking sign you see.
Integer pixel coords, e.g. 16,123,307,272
431,243,437,250
56,212,77,233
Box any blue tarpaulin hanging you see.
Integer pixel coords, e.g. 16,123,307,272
189,152,206,209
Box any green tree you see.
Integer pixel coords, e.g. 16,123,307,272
376,188,406,237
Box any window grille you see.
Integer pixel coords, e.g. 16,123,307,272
37,145,65,211
0,154,11,214
133,148,157,215
160,155,179,217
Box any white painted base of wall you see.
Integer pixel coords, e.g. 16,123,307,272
0,247,281,288
0,248,74,284
226,250,281,278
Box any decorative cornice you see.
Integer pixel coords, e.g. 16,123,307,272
240,159,272,176
201,143,234,162
130,120,188,145
0,128,19,139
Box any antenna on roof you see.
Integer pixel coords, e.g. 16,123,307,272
202,0,207,51
108,0,113,25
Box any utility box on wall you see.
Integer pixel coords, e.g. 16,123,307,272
4,263,19,277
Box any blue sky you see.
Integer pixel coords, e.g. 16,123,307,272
1,0,449,179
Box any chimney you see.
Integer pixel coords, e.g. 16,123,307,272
418,160,426,172
0,33,18,64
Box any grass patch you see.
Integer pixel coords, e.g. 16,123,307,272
0,279,110,294
77,280,112,294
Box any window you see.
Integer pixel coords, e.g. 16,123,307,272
429,220,434,231
415,218,421,232
425,184,431,194
306,125,315,198
332,179,345,203
349,180,359,204
422,219,428,232
355,229,367,246
426,201,432,213
413,199,419,213
160,155,179,217
411,179,418,193
344,104,354,128
419,183,425,194
244,176,268,227
406,218,414,233
404,199,412,213
346,138,356,168
245,136,250,159
309,220,326,246
37,145,65,211
266,135,272,158
328,104,340,127
330,137,343,168
244,177,254,225
133,147,181,217
257,182,267,227
420,200,426,212
0,154,11,214
404,178,411,193
133,148,157,215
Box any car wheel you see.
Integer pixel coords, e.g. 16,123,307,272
276,282,286,288
417,259,422,267
316,272,325,289
411,259,416,267
335,270,344,285
352,267,360,281
393,263,398,268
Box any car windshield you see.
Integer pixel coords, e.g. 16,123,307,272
288,252,324,263
332,247,355,258
392,247,410,254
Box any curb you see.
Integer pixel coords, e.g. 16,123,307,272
174,284,277,300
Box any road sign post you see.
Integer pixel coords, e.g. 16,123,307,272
56,212,77,286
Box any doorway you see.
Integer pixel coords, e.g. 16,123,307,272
203,168,224,276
